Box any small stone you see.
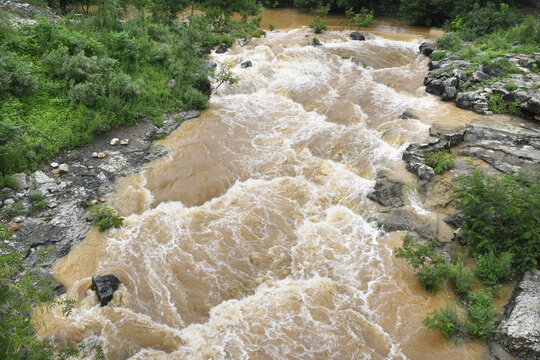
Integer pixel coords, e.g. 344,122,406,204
535,115,540,121
97,152,107,159
13,216,23,223
14,173,29,190
48,202,57,208
99,197,106,203
51,162,59,168
58,163,69,174
110,138,120,146
88,166,94,170
51,169,60,175
166,79,176,89
120,139,129,146
9,222,19,231
92,152,99,158
91,199,99,205
4,198,15,206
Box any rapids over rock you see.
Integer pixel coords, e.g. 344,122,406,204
39,10,507,360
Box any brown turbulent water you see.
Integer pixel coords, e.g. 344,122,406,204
39,9,498,360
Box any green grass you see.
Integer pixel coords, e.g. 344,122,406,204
424,150,455,174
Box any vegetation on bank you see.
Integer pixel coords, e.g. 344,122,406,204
0,0,263,181
395,168,540,342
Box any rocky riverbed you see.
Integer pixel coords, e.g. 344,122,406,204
420,42,540,118
0,111,199,291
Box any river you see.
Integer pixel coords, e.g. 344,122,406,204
39,9,496,360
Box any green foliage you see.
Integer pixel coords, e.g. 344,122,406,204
212,62,239,91
436,33,461,52
394,235,450,293
424,150,455,174
449,261,473,297
423,302,464,339
488,93,504,113
430,51,446,61
312,37,321,46
475,251,513,285
182,88,208,110
6,203,23,217
89,204,124,231
452,3,522,41
453,168,540,273
269,23,275,31
0,50,38,96
310,15,327,34
503,81,517,91
1,174,19,189
0,225,59,359
466,291,497,338
342,7,375,30
399,0,456,27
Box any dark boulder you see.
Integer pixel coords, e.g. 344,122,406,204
368,171,406,207
419,42,434,56
91,275,120,306
199,46,214,55
241,60,252,68
215,43,228,54
349,31,365,41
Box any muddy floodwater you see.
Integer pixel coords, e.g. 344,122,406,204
39,9,499,360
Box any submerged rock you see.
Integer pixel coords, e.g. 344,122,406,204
349,31,365,41
499,270,540,360
91,275,121,307
215,43,228,54
241,60,252,68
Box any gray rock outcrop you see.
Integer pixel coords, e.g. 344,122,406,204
349,31,366,41
499,270,540,360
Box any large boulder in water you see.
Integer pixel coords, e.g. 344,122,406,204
368,170,406,207
91,275,120,306
419,42,434,56
241,60,252,68
349,31,365,41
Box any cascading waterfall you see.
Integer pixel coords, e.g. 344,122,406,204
39,14,491,360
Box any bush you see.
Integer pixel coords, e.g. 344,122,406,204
454,3,522,41
0,51,38,96
310,16,327,34
2,174,19,189
89,204,124,231
182,88,208,110
430,51,446,61
436,33,461,52
424,150,455,174
453,168,540,273
466,291,497,338
475,251,513,285
503,81,517,91
394,235,451,293
450,262,473,297
423,302,464,339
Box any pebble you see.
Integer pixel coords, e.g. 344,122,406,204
51,169,60,175
88,166,94,170
51,162,59,168
9,223,19,231
97,152,107,159
110,138,120,146
120,139,130,145
58,163,69,174
99,197,106,203
13,216,23,223
4,198,15,206
90,199,99,205
92,152,99,158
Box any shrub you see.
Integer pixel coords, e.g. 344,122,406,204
29,191,44,202
450,262,473,297
431,51,446,61
503,81,517,91
455,3,522,41
6,202,23,217
475,251,513,285
424,150,455,174
342,7,375,30
488,93,504,113
269,23,275,31
436,33,461,52
0,50,38,96
423,302,464,339
466,291,497,338
394,235,451,293
310,16,327,34
453,168,540,273
89,204,124,231
182,88,208,110
2,174,19,189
